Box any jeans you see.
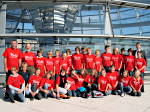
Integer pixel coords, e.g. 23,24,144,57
132,91,141,97
68,90,77,97
8,88,25,102
40,84,54,98
141,73,144,92
118,82,132,94
26,83,42,100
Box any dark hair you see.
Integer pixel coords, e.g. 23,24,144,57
136,42,141,45
128,48,133,53
75,46,80,52
37,49,43,54
105,45,110,49
121,48,125,52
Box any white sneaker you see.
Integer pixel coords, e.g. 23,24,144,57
121,93,125,97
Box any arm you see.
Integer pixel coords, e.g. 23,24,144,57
3,57,8,72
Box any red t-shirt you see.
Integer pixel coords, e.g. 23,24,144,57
28,75,42,87
98,75,109,92
7,74,24,89
125,55,135,71
60,57,69,71
54,56,61,74
130,77,144,91
67,56,72,67
119,76,131,87
120,54,126,68
45,57,55,72
2,48,22,70
84,54,95,69
22,51,36,66
67,77,76,90
112,54,123,70
74,75,84,88
101,52,112,67
94,56,102,72
39,78,54,90
72,53,83,70
34,57,45,77
84,74,91,84
107,71,119,90
135,58,146,73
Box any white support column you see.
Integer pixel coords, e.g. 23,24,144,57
104,4,113,36
0,3,7,73
104,4,113,46
0,3,7,33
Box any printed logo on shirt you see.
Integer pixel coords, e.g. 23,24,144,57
74,56,81,60
103,56,110,60
137,61,143,65
10,53,18,58
37,60,44,64
25,56,33,60
109,76,117,80
101,80,107,84
86,58,94,62
126,58,134,62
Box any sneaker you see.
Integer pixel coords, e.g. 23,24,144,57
121,93,125,97
30,97,34,101
9,98,15,103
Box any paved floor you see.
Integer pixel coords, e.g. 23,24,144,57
0,75,150,112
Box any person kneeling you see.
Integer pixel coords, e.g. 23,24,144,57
129,70,143,97
25,68,42,100
39,71,56,99
7,67,25,103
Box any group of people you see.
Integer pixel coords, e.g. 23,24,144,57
2,40,147,103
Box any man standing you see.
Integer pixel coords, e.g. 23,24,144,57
3,40,22,80
133,42,147,63
22,43,36,75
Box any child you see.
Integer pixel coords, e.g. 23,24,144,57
45,51,55,74
98,69,111,96
101,45,112,72
94,50,103,75
107,65,119,95
135,51,146,92
25,68,42,100
118,71,132,97
34,49,46,77
124,48,135,76
130,70,144,97
120,48,126,75
39,71,56,98
18,62,30,85
112,48,123,72
74,69,87,98
7,67,25,103
60,53,69,74
66,70,77,97
66,49,73,70
90,69,98,91
72,47,84,73
54,50,61,78
55,70,70,99
83,48,95,73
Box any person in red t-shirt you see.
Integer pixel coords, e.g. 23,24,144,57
101,45,112,72
130,70,144,97
60,53,69,74
94,50,103,75
39,71,56,98
34,49,46,77
107,65,119,95
72,47,84,73
84,48,95,73
98,69,111,96
124,48,135,76
135,51,146,92
25,68,42,100
66,49,73,71
45,51,55,74
54,50,61,77
22,43,36,75
112,48,123,72
66,70,77,97
120,48,126,75
3,40,22,80
7,67,25,103
118,71,132,97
